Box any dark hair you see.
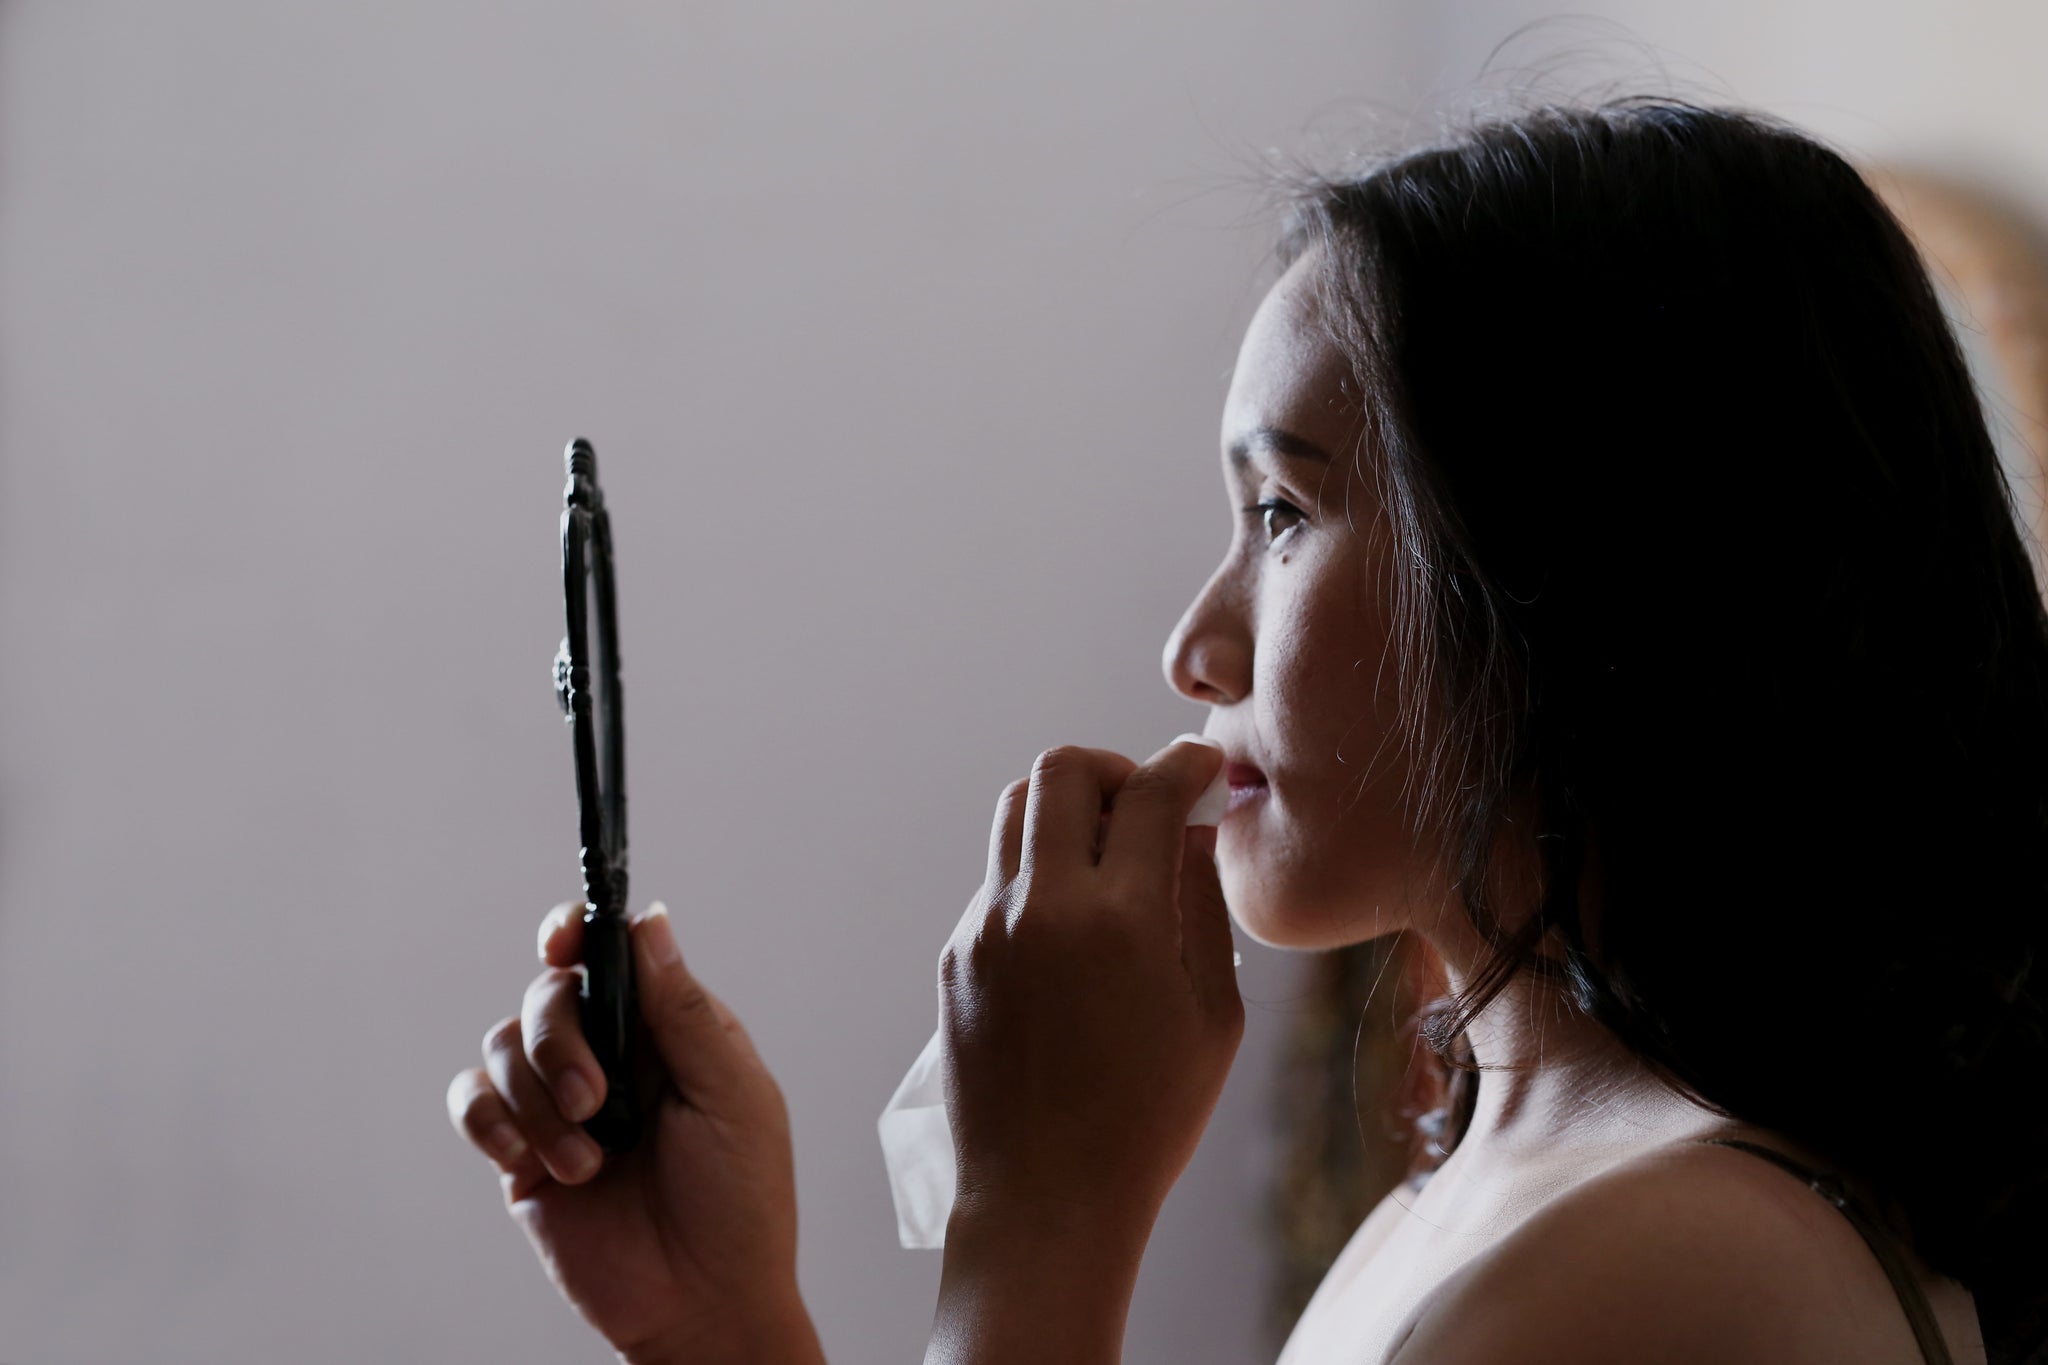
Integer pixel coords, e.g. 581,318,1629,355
1279,100,2048,1364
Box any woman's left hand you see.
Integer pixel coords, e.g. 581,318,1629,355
939,736,1241,1244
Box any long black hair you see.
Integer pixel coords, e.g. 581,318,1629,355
1280,100,2048,1364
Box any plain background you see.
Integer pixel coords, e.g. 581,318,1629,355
2,3,2045,1363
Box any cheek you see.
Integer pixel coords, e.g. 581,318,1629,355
1221,547,1418,948
1260,558,1398,768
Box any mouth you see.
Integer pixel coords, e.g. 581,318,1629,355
1225,761,1270,813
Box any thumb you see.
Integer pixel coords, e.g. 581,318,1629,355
630,903,763,1111
1178,827,1240,1016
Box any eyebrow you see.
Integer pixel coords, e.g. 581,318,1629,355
1226,426,1335,471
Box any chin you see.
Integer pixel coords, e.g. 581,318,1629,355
1217,853,1405,951
1221,892,1300,949
1215,783,1428,950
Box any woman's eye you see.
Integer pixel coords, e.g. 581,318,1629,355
1247,498,1306,546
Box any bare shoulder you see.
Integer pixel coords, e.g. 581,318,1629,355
1384,1138,1981,1365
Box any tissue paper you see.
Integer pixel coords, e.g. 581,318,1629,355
878,1028,954,1249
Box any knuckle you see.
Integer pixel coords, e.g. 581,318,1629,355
536,904,579,960
521,967,582,1019
707,990,744,1035
1118,764,1176,803
1032,745,1086,780
460,1091,501,1136
524,1025,577,1076
983,878,1026,931
656,973,715,1030
956,918,1003,977
547,963,584,991
945,892,999,971
481,1016,521,1059
446,1070,486,1122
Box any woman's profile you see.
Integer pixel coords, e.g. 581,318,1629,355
446,98,2048,1365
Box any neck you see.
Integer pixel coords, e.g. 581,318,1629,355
1422,923,1709,1171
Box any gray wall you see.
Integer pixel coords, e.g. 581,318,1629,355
6,4,2044,1362
0,4,1426,1362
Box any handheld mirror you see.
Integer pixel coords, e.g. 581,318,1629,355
553,437,639,1153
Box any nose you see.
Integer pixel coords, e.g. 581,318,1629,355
1162,563,1251,706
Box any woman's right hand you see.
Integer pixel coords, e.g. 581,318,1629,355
446,903,824,1365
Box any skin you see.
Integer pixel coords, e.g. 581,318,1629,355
1165,252,1700,1168
447,252,1983,1364
1165,253,1688,1355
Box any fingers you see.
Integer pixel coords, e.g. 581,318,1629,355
1099,736,1226,883
521,967,605,1125
985,778,1028,891
538,901,584,969
446,1066,541,1175
482,1015,605,1186
1177,825,1242,1018
631,904,766,1113
1020,746,1137,887
444,904,598,1200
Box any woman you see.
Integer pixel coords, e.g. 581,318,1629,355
446,100,2048,1365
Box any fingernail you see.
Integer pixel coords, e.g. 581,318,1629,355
556,1071,598,1124
551,1134,601,1183
485,1123,527,1163
641,901,680,968
1174,732,1224,750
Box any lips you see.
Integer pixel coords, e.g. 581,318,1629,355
1225,761,1270,814
1226,762,1268,790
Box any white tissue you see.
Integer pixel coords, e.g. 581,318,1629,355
878,1027,953,1249
1186,764,1230,827
878,745,1235,1250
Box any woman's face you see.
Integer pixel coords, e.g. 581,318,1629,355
1162,255,1438,950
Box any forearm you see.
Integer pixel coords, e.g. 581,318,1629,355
923,1205,1151,1365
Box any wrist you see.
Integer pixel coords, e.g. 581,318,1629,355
621,1288,824,1365
926,1202,1153,1365
948,1183,1163,1259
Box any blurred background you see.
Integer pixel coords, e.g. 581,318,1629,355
1,3,2044,1363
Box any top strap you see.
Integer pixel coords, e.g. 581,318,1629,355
1696,1137,1953,1365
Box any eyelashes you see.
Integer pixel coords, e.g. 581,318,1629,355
1245,497,1307,548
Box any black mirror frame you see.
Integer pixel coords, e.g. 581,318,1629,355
555,436,640,1153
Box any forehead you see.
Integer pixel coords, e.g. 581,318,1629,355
1220,252,1359,466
